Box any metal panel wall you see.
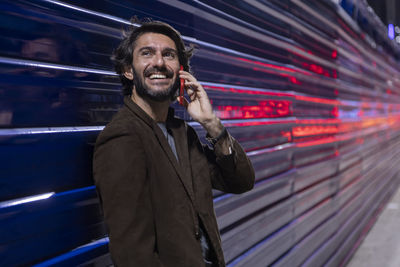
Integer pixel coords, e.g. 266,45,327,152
1,0,400,266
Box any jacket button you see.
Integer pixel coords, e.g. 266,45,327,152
195,231,200,239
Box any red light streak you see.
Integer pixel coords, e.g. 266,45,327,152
290,76,302,84
296,60,332,77
238,57,311,76
239,57,293,73
223,120,295,127
296,136,338,147
331,107,339,118
332,50,338,59
293,125,339,137
281,131,292,142
296,118,341,124
204,81,400,151
310,64,324,74
295,95,340,106
216,100,292,119
338,19,360,40
204,85,293,97
333,70,338,79
293,114,400,148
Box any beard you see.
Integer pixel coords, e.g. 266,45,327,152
132,66,179,102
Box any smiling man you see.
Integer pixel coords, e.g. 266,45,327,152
93,20,255,267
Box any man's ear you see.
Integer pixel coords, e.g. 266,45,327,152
123,67,134,80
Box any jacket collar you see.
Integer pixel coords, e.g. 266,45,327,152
123,96,157,128
123,96,178,127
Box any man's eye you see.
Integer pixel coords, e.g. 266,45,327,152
164,52,176,59
141,50,152,56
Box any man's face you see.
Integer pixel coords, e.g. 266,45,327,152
128,32,180,102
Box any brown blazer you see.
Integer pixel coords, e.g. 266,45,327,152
93,97,255,266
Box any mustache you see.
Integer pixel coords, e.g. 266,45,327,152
144,67,174,78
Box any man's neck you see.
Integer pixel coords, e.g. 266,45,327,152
130,92,170,122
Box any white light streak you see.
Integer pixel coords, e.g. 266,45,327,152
0,56,116,75
74,237,110,250
0,126,105,136
0,192,55,208
42,0,137,26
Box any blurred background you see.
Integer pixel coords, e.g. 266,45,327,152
1,0,400,266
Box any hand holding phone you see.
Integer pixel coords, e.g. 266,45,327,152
179,65,184,106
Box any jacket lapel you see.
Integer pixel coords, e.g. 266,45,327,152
123,97,196,205
169,118,195,200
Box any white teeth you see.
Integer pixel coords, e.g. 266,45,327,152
149,74,167,79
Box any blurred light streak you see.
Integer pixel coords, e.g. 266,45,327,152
332,50,338,59
0,126,105,136
43,0,135,26
222,119,295,127
215,101,291,119
0,193,55,208
388,24,395,40
295,95,340,106
0,56,115,75
295,136,338,147
296,118,341,124
293,125,339,137
33,237,110,267
290,76,302,84
281,131,292,142
203,84,293,97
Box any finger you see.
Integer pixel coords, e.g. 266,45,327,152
178,70,192,77
185,86,200,101
184,84,195,92
189,92,196,101
185,82,207,98
185,82,201,91
176,96,189,108
179,72,197,82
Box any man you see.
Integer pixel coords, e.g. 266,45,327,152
93,20,255,267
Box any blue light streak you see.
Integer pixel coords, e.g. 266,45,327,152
32,237,109,267
388,24,395,40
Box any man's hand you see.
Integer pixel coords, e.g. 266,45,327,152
177,70,224,138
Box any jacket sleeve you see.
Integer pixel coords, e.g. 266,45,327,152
93,125,163,267
204,130,255,194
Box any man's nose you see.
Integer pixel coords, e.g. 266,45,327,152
153,52,165,67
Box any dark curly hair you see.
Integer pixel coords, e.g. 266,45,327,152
112,18,193,95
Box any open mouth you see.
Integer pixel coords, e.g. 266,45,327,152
145,67,174,81
149,73,168,80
